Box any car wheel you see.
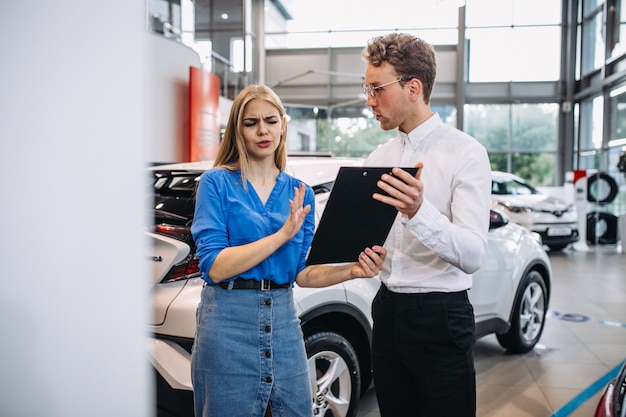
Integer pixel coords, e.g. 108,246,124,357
305,331,361,417
587,172,618,204
587,211,619,245
496,270,548,353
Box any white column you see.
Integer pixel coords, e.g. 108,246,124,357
0,1,151,416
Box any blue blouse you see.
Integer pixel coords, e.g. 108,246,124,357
191,167,315,285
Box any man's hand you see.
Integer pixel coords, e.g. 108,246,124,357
373,162,424,219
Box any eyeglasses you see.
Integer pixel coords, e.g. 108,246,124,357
363,77,409,98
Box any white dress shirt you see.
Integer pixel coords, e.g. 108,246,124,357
365,113,492,293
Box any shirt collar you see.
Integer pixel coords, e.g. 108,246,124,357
400,112,442,148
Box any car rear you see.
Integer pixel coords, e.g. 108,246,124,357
594,361,626,417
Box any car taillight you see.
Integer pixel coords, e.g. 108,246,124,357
155,223,192,236
594,384,615,417
161,256,200,283
153,223,199,282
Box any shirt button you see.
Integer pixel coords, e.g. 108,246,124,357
262,351,271,358
262,376,273,383
262,326,271,332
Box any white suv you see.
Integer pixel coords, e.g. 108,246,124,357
147,158,552,417
491,171,579,251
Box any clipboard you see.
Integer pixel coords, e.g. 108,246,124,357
306,166,419,265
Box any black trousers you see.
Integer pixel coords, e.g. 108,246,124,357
371,285,476,417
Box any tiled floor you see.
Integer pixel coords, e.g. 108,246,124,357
357,244,626,417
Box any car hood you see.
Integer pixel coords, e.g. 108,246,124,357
492,194,572,212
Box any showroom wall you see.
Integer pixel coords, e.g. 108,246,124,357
145,33,202,163
1,1,151,416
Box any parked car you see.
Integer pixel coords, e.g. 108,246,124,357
594,361,626,417
491,171,579,251
147,158,552,417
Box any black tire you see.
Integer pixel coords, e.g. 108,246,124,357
587,172,618,204
305,331,361,417
587,211,619,245
496,270,548,353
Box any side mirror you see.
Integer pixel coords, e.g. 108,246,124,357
489,210,509,230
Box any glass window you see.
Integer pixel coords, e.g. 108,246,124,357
285,107,323,153
266,29,458,50
465,104,511,153
578,151,601,170
285,105,456,157
512,0,562,25
286,0,459,32
466,0,561,26
266,0,460,49
611,2,626,57
579,95,604,151
466,0,514,26
583,0,604,16
511,152,557,186
511,103,559,152
488,153,510,172
580,6,606,75
433,105,457,127
466,26,561,81
609,84,626,144
465,103,559,185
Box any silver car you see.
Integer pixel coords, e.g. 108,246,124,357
491,171,579,251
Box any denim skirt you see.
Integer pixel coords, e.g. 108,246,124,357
191,284,313,417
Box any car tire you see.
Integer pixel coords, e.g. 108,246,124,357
587,172,619,204
496,270,548,353
305,331,361,417
587,211,619,245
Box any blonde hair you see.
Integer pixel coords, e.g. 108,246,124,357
213,84,288,187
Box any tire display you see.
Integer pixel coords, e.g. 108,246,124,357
587,172,619,204
587,211,619,245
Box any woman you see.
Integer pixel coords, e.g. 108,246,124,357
190,84,386,417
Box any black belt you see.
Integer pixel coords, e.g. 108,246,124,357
218,278,292,291
380,284,468,305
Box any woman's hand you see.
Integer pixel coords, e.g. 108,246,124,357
351,245,387,278
277,182,311,242
296,245,387,288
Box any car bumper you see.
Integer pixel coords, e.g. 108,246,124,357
147,336,193,390
148,336,195,416
536,229,579,245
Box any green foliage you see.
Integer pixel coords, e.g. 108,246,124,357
296,103,560,185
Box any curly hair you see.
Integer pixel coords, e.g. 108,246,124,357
362,33,437,104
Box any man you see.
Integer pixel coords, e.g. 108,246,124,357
362,33,492,417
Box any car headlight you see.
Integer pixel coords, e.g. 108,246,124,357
498,202,535,214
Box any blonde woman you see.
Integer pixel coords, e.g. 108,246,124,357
190,84,386,417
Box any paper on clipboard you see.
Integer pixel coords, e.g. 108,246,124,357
306,166,419,265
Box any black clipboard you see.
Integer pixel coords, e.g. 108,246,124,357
306,166,419,265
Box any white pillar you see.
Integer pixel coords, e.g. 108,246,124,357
0,1,151,416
